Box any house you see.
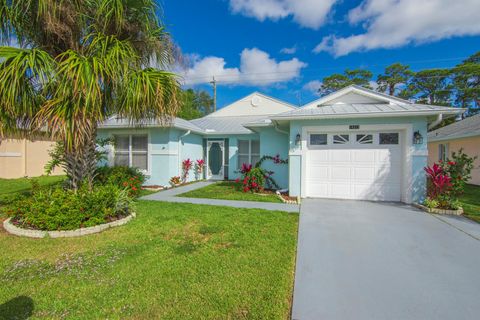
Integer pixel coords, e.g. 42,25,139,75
98,85,461,203
428,114,480,185
0,137,63,179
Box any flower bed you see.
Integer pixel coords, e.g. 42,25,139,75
414,203,463,216
3,212,136,238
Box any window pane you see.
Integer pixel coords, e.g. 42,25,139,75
251,155,260,167
356,134,373,144
114,153,129,166
379,133,399,145
251,140,260,154
333,134,349,144
238,140,249,154
115,136,129,151
132,135,147,151
238,155,249,168
310,134,327,145
132,153,147,171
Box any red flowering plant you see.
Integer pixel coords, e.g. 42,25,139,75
181,158,193,183
438,149,476,198
424,163,452,202
195,159,205,180
122,176,143,197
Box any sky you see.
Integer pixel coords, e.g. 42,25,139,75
161,0,480,109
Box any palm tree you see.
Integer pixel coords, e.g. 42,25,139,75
0,0,180,189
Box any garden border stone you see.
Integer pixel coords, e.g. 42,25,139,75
413,203,463,216
2,212,136,238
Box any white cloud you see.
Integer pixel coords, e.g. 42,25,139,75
314,0,480,56
229,0,338,29
181,48,307,86
280,46,297,54
303,80,322,95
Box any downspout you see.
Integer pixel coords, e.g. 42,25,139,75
428,114,443,130
178,130,191,176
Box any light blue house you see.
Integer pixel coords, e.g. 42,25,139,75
98,85,461,204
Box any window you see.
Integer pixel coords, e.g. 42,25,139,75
438,143,449,161
379,133,399,145
356,134,373,144
310,134,327,145
333,134,349,144
114,134,148,171
238,139,260,168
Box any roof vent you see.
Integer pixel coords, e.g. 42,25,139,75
251,96,261,107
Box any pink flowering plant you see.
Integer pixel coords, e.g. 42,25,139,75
195,159,205,180
181,158,193,183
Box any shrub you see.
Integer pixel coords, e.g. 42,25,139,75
439,149,476,197
195,159,205,180
169,176,181,186
181,159,193,182
240,167,266,193
95,166,146,197
424,197,439,209
3,185,133,231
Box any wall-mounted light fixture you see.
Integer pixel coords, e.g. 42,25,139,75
295,133,301,146
413,131,423,145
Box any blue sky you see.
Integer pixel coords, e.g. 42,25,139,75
161,0,480,108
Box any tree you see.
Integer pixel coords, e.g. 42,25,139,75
452,51,480,116
0,0,180,189
409,69,452,105
318,69,373,96
376,63,413,96
178,89,213,120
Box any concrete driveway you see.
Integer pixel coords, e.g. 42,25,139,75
292,199,480,320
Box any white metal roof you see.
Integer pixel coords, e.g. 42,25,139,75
271,103,462,120
191,115,271,134
428,114,480,142
99,116,205,134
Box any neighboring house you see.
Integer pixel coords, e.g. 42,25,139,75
0,137,63,179
428,114,480,185
98,85,461,203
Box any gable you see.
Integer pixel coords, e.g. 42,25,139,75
302,85,411,109
208,92,296,117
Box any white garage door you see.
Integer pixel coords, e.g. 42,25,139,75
305,132,402,201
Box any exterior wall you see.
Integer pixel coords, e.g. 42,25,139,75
209,93,295,117
428,136,480,185
288,116,429,203
0,138,63,179
258,127,289,189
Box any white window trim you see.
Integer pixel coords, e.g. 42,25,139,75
237,139,260,168
438,143,449,162
110,132,151,175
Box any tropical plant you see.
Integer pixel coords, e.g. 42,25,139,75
95,166,146,197
439,149,477,197
0,0,181,190
169,176,181,186
237,167,265,193
181,158,193,183
195,159,205,180
424,163,452,200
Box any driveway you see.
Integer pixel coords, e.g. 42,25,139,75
292,199,480,320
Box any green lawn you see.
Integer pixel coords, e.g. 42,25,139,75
460,184,480,223
178,181,283,203
0,176,65,209
0,200,298,319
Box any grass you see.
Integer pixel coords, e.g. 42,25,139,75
460,184,480,222
178,181,283,203
0,200,298,319
0,176,65,211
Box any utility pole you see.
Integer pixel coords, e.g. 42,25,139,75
210,76,217,112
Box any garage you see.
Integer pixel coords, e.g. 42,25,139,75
305,131,403,201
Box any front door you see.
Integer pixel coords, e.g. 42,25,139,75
207,141,224,180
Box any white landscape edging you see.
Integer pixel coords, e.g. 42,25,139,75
3,212,136,238
413,203,463,216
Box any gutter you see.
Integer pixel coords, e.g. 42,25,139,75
178,130,191,176
273,121,288,135
428,114,443,130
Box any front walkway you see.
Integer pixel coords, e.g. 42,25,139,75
292,198,480,320
141,181,299,212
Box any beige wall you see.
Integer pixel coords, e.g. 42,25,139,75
0,138,63,179
428,136,480,185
